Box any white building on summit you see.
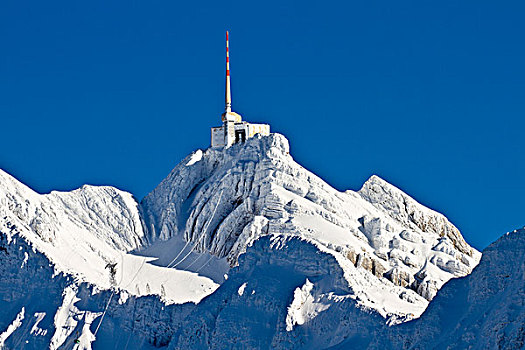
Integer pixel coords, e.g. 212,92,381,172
211,31,270,148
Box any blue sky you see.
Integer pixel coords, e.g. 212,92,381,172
1,1,523,250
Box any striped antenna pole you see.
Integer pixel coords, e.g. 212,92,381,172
225,31,232,113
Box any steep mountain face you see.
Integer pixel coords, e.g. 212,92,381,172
0,133,484,349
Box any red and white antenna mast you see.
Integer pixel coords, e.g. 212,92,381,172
225,31,232,113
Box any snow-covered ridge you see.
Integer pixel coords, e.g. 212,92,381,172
0,210,519,349
0,133,479,311
358,175,473,256
0,169,218,304
1,132,478,310
0,169,144,275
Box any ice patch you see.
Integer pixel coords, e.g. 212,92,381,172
30,312,47,336
237,282,247,296
186,150,203,166
21,251,28,268
285,279,330,331
0,307,25,347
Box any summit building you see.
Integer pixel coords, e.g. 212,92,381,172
211,31,270,148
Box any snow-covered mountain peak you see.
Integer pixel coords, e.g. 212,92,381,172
0,132,501,349
141,133,480,315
